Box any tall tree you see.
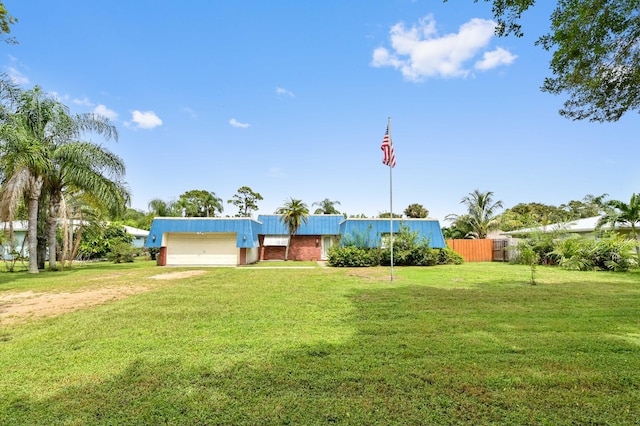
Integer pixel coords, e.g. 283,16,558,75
0,2,17,44
276,197,309,261
560,194,608,219
499,202,569,231
227,186,263,217
121,208,148,230
448,189,504,239
45,140,129,270
378,212,402,218
460,0,640,122
176,189,223,217
404,203,429,218
147,198,176,217
597,193,640,252
0,85,127,271
312,198,341,215
0,86,59,273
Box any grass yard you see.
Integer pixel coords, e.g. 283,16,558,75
1,261,639,425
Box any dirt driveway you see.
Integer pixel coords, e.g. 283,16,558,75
0,270,207,325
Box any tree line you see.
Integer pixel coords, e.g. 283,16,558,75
443,189,640,243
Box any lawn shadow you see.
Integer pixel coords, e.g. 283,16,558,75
3,283,639,425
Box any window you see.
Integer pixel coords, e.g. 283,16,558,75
263,235,289,246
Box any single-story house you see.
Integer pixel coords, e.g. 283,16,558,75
0,221,28,259
123,225,149,248
502,215,639,239
146,215,446,266
1,221,150,259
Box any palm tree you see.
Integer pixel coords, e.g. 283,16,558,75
0,85,126,272
45,141,129,270
175,189,223,217
57,191,107,267
597,193,640,252
148,198,176,217
276,197,309,260
0,87,58,273
312,198,341,215
447,189,504,239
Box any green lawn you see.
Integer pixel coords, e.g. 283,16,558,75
1,261,639,425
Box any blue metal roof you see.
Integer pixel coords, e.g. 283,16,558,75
145,216,445,249
258,214,343,235
146,217,261,249
339,218,446,248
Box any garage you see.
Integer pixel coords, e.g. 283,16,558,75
166,232,238,266
146,218,262,267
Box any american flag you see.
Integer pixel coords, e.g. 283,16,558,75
381,124,396,168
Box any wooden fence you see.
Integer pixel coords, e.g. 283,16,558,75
446,239,494,262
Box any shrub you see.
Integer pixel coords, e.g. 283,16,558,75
106,241,138,263
549,236,592,270
589,234,638,271
340,227,375,248
519,232,639,272
78,223,135,260
327,246,379,267
437,247,464,265
381,225,432,266
330,224,463,268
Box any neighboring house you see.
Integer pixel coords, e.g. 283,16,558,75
123,225,149,248
146,215,447,266
502,215,639,239
0,221,29,259
1,222,149,260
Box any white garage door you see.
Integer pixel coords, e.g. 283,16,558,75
166,233,238,266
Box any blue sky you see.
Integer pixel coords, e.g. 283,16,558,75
3,1,638,221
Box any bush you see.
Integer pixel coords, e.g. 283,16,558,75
516,232,639,272
437,247,464,265
515,232,558,265
148,247,160,260
330,225,463,268
106,241,138,263
550,234,638,272
78,223,135,260
327,246,379,267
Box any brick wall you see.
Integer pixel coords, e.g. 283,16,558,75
289,235,321,261
259,235,321,261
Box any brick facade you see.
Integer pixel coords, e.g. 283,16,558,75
259,235,322,261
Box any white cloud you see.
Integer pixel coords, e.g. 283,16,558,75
7,67,29,85
267,167,286,178
130,110,162,129
276,87,295,97
5,55,29,85
93,104,118,120
475,47,518,70
229,118,250,128
73,96,94,106
371,15,516,81
182,106,197,118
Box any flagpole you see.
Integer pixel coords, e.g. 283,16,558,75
388,117,394,282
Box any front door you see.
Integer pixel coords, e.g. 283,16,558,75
321,236,333,260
